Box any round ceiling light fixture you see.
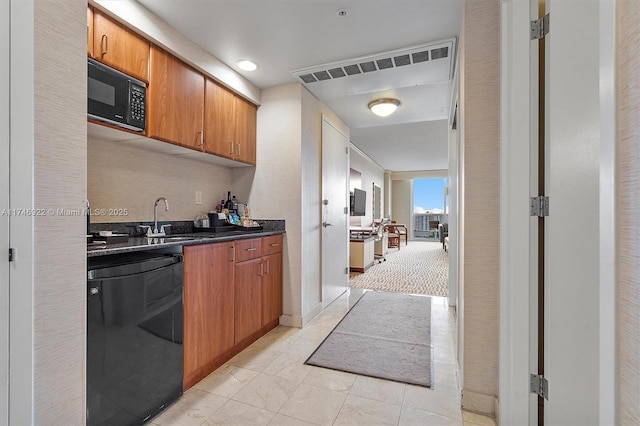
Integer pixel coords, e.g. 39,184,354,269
368,98,401,117
237,59,259,71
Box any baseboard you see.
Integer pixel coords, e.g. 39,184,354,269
301,302,323,326
462,389,498,417
279,314,302,328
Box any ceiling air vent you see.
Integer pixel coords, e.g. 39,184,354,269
292,38,456,85
393,54,411,67
343,64,361,76
313,70,331,81
430,46,449,60
376,58,394,70
328,67,346,78
299,74,317,83
359,61,377,73
412,50,429,64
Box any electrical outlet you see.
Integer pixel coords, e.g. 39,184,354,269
195,191,202,205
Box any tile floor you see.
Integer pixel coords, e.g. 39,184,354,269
152,289,497,426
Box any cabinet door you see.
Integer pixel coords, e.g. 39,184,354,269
87,6,94,58
204,78,235,158
233,96,257,165
92,9,150,82
148,46,204,149
262,252,283,327
234,258,263,344
183,242,235,389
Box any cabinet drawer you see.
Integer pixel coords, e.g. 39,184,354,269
235,238,262,262
262,234,283,255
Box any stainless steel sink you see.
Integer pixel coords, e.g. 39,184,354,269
162,236,200,242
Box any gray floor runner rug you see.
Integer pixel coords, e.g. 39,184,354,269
305,291,432,387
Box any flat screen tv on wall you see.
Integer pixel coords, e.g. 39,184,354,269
350,188,366,216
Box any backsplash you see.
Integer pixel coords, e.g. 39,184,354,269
88,137,238,223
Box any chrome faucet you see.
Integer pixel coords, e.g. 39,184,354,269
140,197,170,237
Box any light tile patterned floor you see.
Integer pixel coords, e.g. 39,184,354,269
152,290,497,426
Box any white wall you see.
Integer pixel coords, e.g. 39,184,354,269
349,147,385,227
448,125,459,307
391,180,412,233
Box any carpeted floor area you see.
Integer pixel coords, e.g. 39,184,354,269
350,240,448,297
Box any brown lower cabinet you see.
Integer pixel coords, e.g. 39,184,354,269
183,241,235,390
183,235,283,390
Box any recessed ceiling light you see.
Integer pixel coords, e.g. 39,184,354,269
237,60,259,71
368,98,401,117
336,9,348,17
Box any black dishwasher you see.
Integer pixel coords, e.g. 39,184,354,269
87,252,184,425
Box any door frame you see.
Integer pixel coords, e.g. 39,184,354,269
0,0,9,422
320,115,349,308
499,0,617,423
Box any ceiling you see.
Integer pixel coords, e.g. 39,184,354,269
135,0,462,172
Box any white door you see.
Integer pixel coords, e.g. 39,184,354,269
0,0,9,421
321,117,349,307
543,0,601,423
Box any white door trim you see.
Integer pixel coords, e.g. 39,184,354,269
598,0,617,422
498,0,536,423
0,0,10,422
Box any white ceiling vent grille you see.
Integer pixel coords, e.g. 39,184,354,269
292,39,455,85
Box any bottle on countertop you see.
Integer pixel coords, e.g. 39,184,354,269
232,195,238,211
224,191,234,213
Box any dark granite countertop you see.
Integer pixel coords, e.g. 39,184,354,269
87,220,285,257
87,229,285,257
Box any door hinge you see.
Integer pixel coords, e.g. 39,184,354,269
344,207,348,214
530,196,549,217
530,374,549,400
531,13,550,40
345,267,349,274
346,146,349,154
8,248,14,262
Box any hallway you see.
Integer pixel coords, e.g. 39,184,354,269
152,290,495,426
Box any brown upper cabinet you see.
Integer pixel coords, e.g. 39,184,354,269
87,7,94,58
204,79,257,165
148,46,205,150
91,9,150,83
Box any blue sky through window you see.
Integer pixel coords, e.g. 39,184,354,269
414,178,445,213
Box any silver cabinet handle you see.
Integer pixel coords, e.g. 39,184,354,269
270,243,279,247
237,143,241,157
247,247,257,252
322,222,333,228
266,260,270,274
229,141,234,157
231,246,235,262
199,130,203,147
259,262,264,276
90,287,99,296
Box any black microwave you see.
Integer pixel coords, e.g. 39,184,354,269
88,58,146,132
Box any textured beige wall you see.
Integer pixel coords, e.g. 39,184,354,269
88,138,233,223
460,0,500,414
350,148,385,227
391,180,412,229
617,0,640,422
233,83,303,319
33,0,86,423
